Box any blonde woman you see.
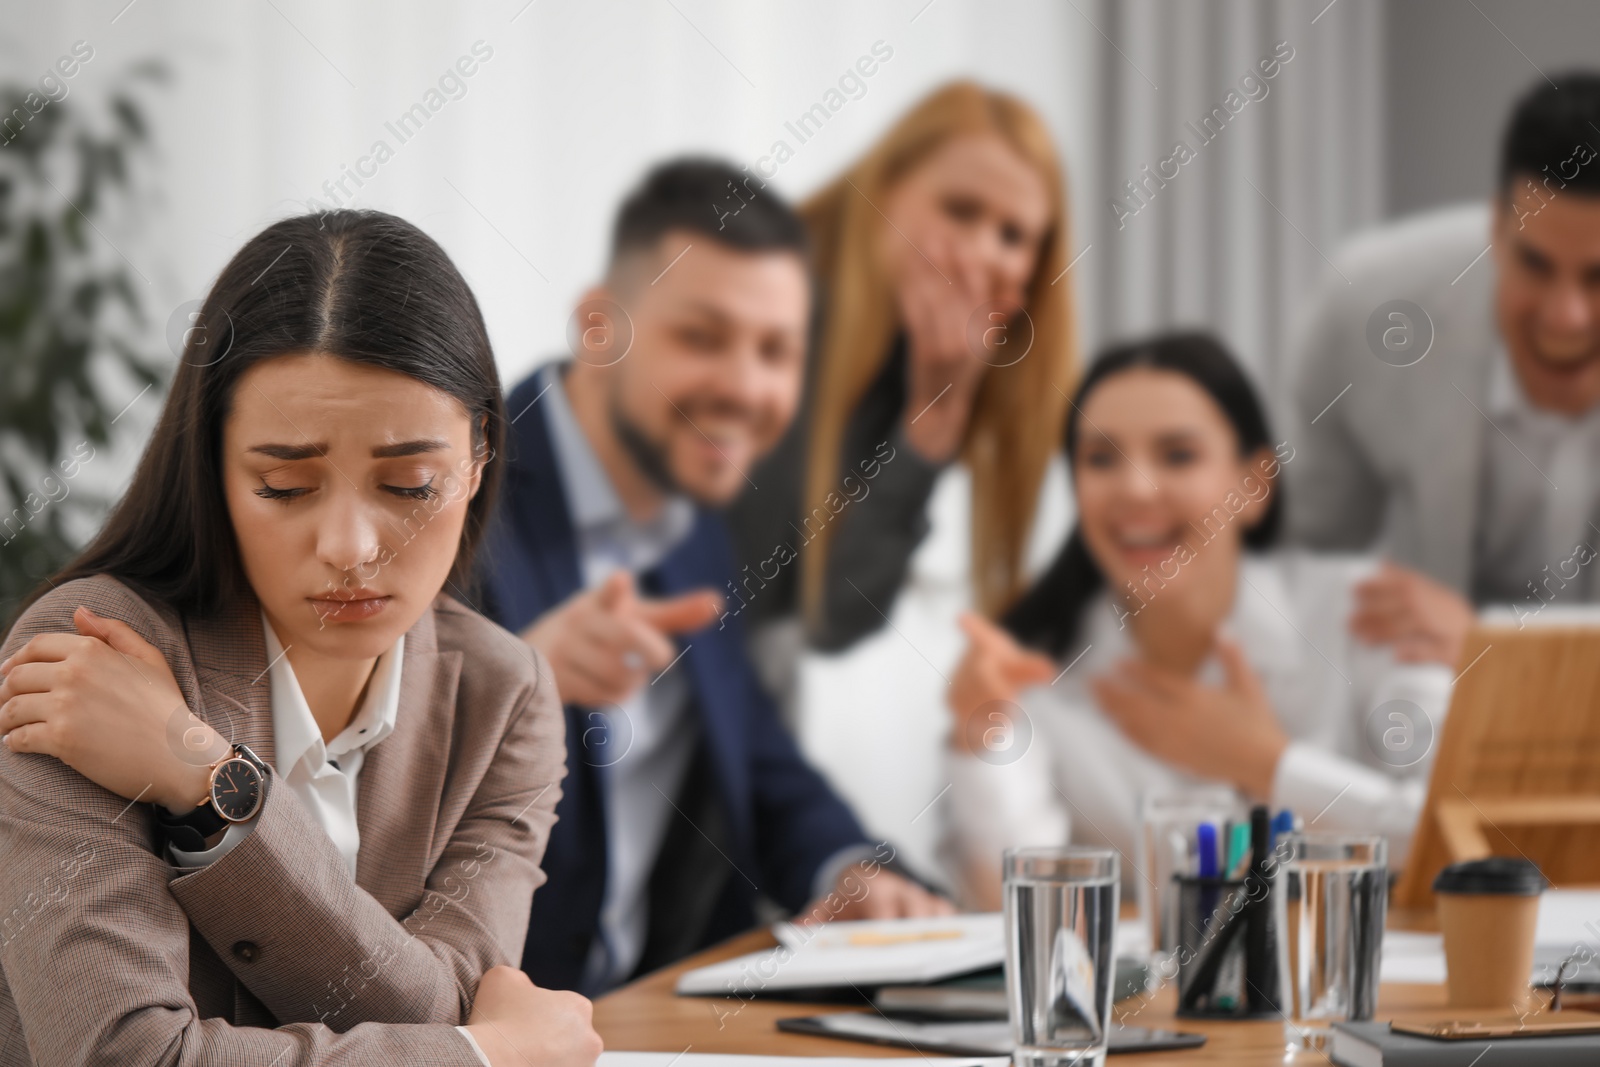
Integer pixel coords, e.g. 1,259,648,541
728,81,1080,662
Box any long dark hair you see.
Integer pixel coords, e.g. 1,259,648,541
1001,331,1282,658
9,209,505,626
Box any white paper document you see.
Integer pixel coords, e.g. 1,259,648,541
1379,930,1446,984
601,1055,1008,1067
676,913,1005,996
1534,888,1600,952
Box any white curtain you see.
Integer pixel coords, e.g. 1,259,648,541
5,0,1090,401
1075,0,1386,412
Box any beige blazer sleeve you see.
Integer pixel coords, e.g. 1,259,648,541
0,575,565,1067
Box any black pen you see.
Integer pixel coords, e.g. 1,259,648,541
1243,805,1275,1013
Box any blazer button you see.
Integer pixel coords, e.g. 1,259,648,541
232,941,260,963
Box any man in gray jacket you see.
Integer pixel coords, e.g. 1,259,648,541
1286,72,1600,667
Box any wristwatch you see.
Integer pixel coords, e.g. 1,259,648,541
156,742,270,853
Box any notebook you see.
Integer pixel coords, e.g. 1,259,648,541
675,914,1004,996
1331,1021,1600,1066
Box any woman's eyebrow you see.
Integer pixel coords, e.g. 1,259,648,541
371,438,451,458
247,442,326,461
1153,429,1204,447
246,438,450,461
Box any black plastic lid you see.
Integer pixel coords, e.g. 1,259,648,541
1432,857,1547,896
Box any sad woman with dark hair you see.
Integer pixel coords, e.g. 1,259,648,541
0,211,600,1067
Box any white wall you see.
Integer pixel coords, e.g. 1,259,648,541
1386,0,1600,216
4,0,1092,410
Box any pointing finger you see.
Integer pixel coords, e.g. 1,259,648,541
595,572,635,613
635,590,723,635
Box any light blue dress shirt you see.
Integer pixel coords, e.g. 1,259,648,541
538,367,701,991
540,365,878,990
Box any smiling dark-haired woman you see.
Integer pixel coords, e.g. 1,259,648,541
940,332,1455,911
0,211,600,1067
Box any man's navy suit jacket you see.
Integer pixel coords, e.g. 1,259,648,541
475,368,870,994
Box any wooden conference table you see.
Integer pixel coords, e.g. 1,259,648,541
594,916,1450,1067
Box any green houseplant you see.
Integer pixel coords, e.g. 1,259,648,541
0,64,166,624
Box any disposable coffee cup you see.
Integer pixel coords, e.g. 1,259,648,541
1433,857,1547,1010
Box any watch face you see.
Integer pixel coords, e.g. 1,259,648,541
210,757,264,822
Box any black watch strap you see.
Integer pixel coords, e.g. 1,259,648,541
157,800,228,853
156,743,268,853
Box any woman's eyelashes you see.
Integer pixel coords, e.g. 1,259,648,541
1160,445,1199,468
387,479,439,501
253,482,308,502
999,222,1027,247
1079,441,1200,475
252,477,439,503
938,194,1033,252
1082,446,1119,470
940,193,982,224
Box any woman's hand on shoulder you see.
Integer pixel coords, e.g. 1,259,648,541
947,611,1055,756
0,604,225,813
1092,638,1289,801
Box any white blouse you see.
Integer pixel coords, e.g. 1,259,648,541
943,551,1453,901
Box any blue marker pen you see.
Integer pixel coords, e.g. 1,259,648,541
1196,822,1219,934
1197,823,1218,879
1270,810,1294,849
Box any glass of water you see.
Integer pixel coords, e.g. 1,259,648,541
1272,833,1387,1054
1137,787,1243,978
1003,847,1120,1067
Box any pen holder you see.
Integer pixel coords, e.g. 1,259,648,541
1172,873,1281,1020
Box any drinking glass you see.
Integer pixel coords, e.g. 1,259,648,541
1137,787,1243,980
1003,847,1120,1067
1272,833,1387,1053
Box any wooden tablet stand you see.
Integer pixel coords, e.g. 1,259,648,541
1394,618,1600,909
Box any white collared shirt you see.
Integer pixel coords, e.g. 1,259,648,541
1472,346,1600,605
943,551,1455,900
259,610,404,873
